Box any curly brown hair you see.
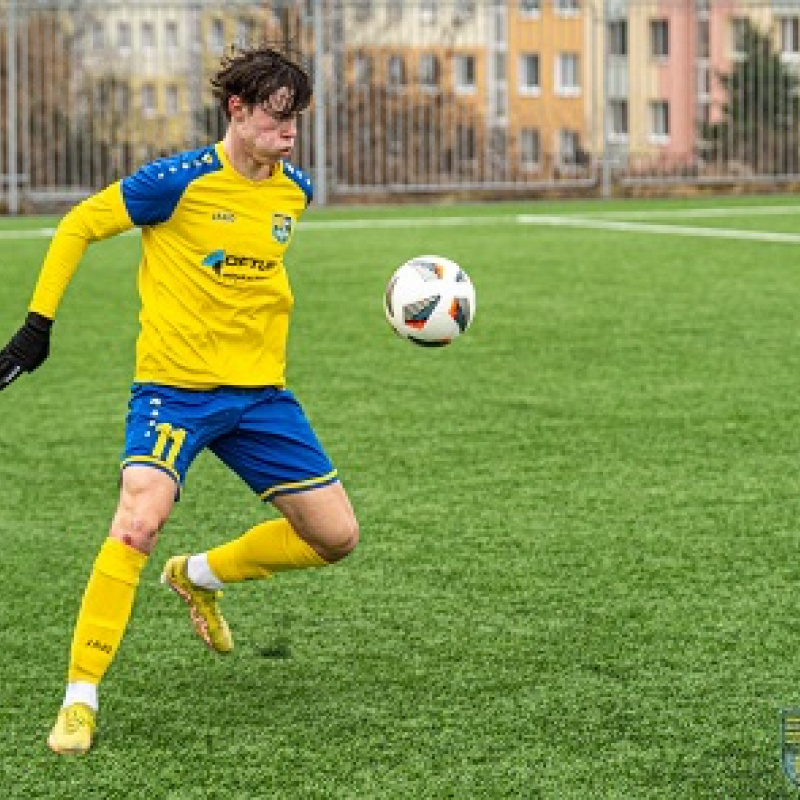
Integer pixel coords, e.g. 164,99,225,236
211,45,312,120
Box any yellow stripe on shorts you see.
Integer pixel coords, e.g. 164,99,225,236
260,469,339,501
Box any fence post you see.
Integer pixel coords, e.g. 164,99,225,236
601,0,611,199
188,2,203,148
5,0,18,214
313,0,327,205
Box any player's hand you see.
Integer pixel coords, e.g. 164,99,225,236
0,312,53,390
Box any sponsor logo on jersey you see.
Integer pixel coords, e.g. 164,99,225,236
201,249,279,280
202,249,226,275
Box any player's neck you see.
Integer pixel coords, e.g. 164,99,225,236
221,133,278,181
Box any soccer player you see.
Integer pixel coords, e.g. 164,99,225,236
0,45,359,755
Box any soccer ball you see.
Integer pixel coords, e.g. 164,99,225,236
384,255,476,347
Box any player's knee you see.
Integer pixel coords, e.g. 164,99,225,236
321,515,359,563
110,510,165,554
112,466,176,554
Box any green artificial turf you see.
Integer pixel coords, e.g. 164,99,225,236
1,196,800,797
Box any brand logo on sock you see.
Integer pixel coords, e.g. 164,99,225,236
86,639,112,654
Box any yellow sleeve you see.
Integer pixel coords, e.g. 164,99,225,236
29,182,133,319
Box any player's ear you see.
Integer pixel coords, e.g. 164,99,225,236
228,95,245,120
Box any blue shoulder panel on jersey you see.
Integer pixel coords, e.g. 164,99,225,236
281,161,313,206
121,145,223,226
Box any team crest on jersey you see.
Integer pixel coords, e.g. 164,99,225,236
272,213,293,244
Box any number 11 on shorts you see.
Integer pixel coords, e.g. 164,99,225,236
152,423,187,469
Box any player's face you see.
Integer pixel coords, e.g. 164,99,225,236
232,87,298,164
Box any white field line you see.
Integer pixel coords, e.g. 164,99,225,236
0,227,56,239
0,218,497,238
515,214,800,243
1,204,800,242
0,227,139,240
298,216,511,230
297,203,800,230
571,205,800,219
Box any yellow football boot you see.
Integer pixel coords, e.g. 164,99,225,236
47,703,96,755
161,555,233,654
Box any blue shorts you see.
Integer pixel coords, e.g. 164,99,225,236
121,383,338,501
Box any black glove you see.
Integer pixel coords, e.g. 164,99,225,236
0,312,53,390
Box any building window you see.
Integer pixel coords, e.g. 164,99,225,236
141,21,156,50
518,53,540,94
358,122,372,155
91,21,105,51
236,17,254,46
456,124,476,161
118,21,132,50
455,1,476,21
779,16,800,56
421,1,437,25
650,19,669,59
387,55,406,88
166,84,179,116
609,99,628,139
387,116,404,156
555,0,580,16
354,0,372,23
454,54,476,93
520,128,541,168
165,20,179,49
142,83,157,116
731,17,747,58
698,102,711,130
556,53,580,95
354,53,372,84
650,100,670,140
387,1,404,23
519,0,540,17
559,129,580,164
209,18,224,53
608,20,627,57
419,54,440,88
494,52,507,81
493,9,506,44
491,128,507,160
494,86,507,118
116,84,130,116
697,64,710,100
697,19,709,59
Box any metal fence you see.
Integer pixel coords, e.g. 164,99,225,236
2,0,800,211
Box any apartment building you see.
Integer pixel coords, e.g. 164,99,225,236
69,3,271,169
4,0,800,202
591,0,800,176
505,0,588,177
336,1,484,185
335,0,593,185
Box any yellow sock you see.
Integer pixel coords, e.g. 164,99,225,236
206,518,327,582
67,538,147,684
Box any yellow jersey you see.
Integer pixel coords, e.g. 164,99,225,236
29,142,312,389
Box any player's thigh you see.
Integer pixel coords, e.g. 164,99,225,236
210,388,339,502
116,383,230,552
272,481,359,560
121,382,239,496
211,388,358,557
